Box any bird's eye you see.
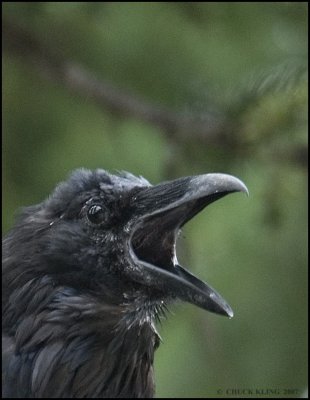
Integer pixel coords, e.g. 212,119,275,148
87,205,107,225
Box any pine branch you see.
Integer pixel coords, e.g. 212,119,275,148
2,18,307,168
2,19,227,145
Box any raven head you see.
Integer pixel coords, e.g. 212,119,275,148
4,169,248,318
2,168,248,398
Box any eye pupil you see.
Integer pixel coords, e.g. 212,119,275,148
87,205,106,224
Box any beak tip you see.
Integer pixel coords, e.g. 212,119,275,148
219,303,234,318
207,290,234,318
227,308,234,319
196,173,249,198
240,182,250,197
224,174,249,197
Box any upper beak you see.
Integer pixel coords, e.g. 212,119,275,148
127,173,248,317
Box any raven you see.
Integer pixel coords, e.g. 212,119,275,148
2,169,248,398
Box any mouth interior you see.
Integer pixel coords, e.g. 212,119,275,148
131,193,227,273
131,211,179,273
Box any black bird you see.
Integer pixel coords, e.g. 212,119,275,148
2,169,248,398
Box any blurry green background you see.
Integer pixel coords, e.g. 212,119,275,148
2,2,308,398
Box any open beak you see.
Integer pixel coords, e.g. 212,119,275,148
127,173,248,317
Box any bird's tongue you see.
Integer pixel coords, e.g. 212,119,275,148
127,173,248,317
